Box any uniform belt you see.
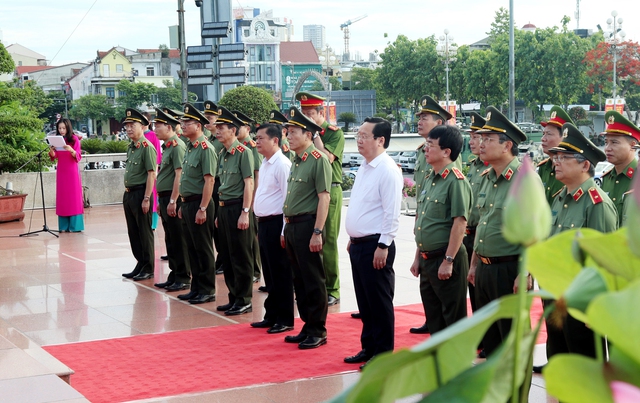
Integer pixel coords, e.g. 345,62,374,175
420,247,447,260
256,214,283,223
157,191,172,198
477,254,520,265
350,234,380,245
284,214,315,224
331,183,341,187
465,226,477,235
219,198,243,207
125,184,145,192
180,194,202,203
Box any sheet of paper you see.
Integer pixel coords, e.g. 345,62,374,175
46,136,67,151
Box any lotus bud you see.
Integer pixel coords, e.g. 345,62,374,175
502,155,552,247
627,173,640,257
611,381,640,403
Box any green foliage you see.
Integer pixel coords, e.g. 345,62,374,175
80,138,104,154
156,79,191,110
464,48,507,108
40,90,69,125
101,140,128,153
159,44,170,58
569,106,588,122
219,86,277,125
340,173,354,191
0,81,52,114
309,76,341,91
338,112,357,131
114,80,157,119
0,43,15,74
69,94,114,123
487,7,511,38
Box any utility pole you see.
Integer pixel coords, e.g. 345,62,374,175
178,0,188,104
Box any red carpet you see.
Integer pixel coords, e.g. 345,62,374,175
44,300,545,403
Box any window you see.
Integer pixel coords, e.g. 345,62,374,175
116,64,123,73
118,90,126,97
150,94,158,104
266,66,272,80
18,61,22,66
146,66,155,76
250,67,256,78
103,64,110,77
106,87,115,99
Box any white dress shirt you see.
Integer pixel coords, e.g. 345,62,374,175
253,149,292,217
345,151,403,246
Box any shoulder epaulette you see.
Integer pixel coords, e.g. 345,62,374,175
417,143,426,151
626,167,635,178
538,158,549,167
282,144,290,152
172,139,178,147
249,139,256,147
602,167,614,177
311,150,322,159
452,167,465,180
552,186,565,198
202,141,208,149
328,125,339,131
588,187,603,204
236,144,246,153
481,168,490,176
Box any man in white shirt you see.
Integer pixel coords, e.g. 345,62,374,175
250,123,295,334
344,117,403,369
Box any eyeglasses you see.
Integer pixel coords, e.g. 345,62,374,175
355,134,375,141
183,120,198,127
551,154,581,163
425,142,442,149
479,137,500,144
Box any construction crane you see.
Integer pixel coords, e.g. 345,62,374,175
340,14,367,57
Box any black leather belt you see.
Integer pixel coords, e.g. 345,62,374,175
284,214,315,224
125,184,145,192
158,191,172,198
477,254,520,265
256,214,283,223
466,226,477,235
331,183,341,187
420,247,447,260
181,194,202,203
219,198,242,207
350,234,380,244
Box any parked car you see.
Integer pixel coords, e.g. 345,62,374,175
349,153,364,167
387,151,402,164
399,151,417,173
342,153,353,167
594,161,614,187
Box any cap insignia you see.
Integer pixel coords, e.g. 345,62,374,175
608,115,616,125
563,128,569,138
422,98,427,106
270,112,275,118
486,112,492,121
185,106,189,113
471,116,475,123
550,111,557,119
291,109,296,117
126,111,131,117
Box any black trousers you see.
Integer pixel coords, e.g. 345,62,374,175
463,233,478,312
419,244,468,334
258,215,294,326
180,199,216,296
212,177,226,271
218,203,254,306
123,188,154,276
544,298,600,359
475,259,519,356
349,238,395,356
284,219,328,338
158,195,191,284
252,213,262,280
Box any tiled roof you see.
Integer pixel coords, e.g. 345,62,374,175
137,48,181,58
15,66,55,75
279,41,320,64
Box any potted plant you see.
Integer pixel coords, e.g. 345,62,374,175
101,140,128,168
402,177,417,214
0,185,27,223
81,138,103,169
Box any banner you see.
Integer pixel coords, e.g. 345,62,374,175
604,98,625,114
439,100,457,126
324,101,338,126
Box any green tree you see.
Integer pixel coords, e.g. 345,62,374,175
487,7,512,39
464,48,506,108
69,94,114,133
338,112,357,132
0,43,15,74
114,80,157,119
156,79,186,110
309,76,341,91
218,85,278,124
0,81,51,114
449,45,470,104
40,90,70,126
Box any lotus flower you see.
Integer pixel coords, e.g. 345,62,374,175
628,172,640,257
502,155,551,247
611,381,640,403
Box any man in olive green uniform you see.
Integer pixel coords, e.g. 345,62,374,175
162,107,188,146
409,95,452,334
121,108,157,281
601,110,639,226
269,109,295,161
538,106,574,205
297,91,344,305
467,106,529,356
410,125,472,334
214,106,255,316
153,108,191,291
546,122,617,359
176,104,217,304
282,106,332,349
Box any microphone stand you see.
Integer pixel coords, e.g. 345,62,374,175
18,147,59,238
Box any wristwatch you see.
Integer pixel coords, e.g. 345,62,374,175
313,228,323,235
242,207,250,213
200,206,207,212
377,243,389,250
313,133,319,140
143,196,150,201
445,255,454,263
169,199,176,205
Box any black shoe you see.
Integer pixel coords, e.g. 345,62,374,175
267,324,294,334
122,269,140,279
327,295,340,306
299,336,327,349
215,267,224,275
216,302,234,311
225,303,252,316
253,276,260,283
410,323,430,334
344,350,371,364
533,365,545,374
478,349,486,359
132,272,153,281
351,312,362,319
284,333,307,343
165,282,190,292
258,286,268,292
189,294,216,304
251,319,275,328
160,255,169,261
154,281,173,289
177,290,198,300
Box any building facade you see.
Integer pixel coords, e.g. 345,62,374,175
303,25,325,50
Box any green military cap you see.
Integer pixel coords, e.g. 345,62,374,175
415,95,452,122
203,100,219,115
162,107,184,119
232,110,255,126
548,123,606,166
296,91,325,107
154,107,180,126
285,106,322,134
468,111,486,132
181,103,208,126
541,106,574,128
477,106,527,144
213,105,243,128
122,108,149,126
603,110,640,142
269,109,288,125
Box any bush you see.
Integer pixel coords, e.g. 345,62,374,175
101,140,128,153
219,86,278,125
81,138,103,154
341,173,354,191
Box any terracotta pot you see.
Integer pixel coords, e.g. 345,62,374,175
0,194,28,223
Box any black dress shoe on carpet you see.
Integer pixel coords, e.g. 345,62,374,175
344,350,371,364
177,290,198,300
154,281,173,289
251,319,274,328
351,312,362,319
327,295,340,306
165,282,190,292
410,323,430,334
533,365,545,374
225,303,252,316
216,302,234,311
122,270,140,279
189,294,216,304
284,333,307,343
132,272,153,281
267,324,294,334
258,286,268,292
160,255,169,261
299,336,327,349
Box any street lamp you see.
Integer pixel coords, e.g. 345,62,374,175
606,10,626,100
437,29,457,110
